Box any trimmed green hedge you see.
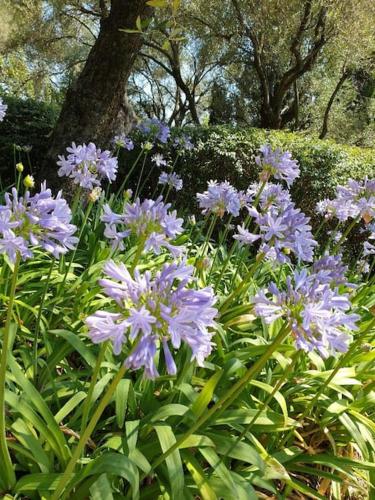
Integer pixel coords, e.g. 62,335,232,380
138,126,375,221
0,96,59,185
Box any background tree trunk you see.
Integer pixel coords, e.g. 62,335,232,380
319,69,350,139
42,0,153,189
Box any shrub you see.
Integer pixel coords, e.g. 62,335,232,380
0,95,58,185
123,126,375,220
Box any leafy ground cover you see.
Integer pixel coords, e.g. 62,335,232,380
0,104,374,499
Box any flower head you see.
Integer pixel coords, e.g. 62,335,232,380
158,171,183,191
174,135,194,151
0,98,7,121
256,145,300,187
151,153,167,167
57,142,118,189
254,268,359,357
316,178,375,223
138,119,170,144
234,188,317,263
197,181,241,218
113,134,134,151
23,175,35,189
0,183,77,262
102,196,184,255
85,260,217,378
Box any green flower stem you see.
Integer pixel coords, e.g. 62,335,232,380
16,170,22,192
80,342,107,449
131,239,146,274
138,163,156,198
192,214,210,246
229,225,260,289
71,188,83,219
315,218,327,238
58,201,94,295
214,180,266,292
219,254,264,315
0,254,20,491
116,149,144,199
134,152,149,199
197,214,218,264
52,363,128,500
207,215,233,282
142,324,290,482
33,257,55,383
214,239,239,292
278,316,375,449
26,151,33,176
164,185,172,204
333,215,361,253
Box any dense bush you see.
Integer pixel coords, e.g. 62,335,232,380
0,96,58,185
124,126,375,219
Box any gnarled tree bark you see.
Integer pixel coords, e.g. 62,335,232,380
319,69,350,139
42,0,153,189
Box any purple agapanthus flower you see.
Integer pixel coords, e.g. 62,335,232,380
151,153,167,167
256,145,300,187
254,268,359,357
316,178,375,223
138,118,170,144
102,196,184,256
0,183,77,262
113,134,134,151
197,181,241,218
158,171,183,191
85,260,217,378
312,253,352,287
174,135,194,151
0,98,7,121
57,142,118,189
364,223,375,256
234,190,317,263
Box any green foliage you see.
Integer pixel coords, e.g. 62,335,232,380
0,141,374,498
125,125,375,219
0,95,58,185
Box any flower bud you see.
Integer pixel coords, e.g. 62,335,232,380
16,162,24,173
143,141,153,151
88,186,102,203
123,188,133,201
23,175,35,189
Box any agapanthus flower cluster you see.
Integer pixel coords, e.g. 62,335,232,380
113,134,134,151
197,181,241,218
57,142,118,189
316,178,375,223
138,119,170,144
85,260,217,378
0,98,7,121
312,253,352,287
0,183,77,262
174,135,194,151
102,196,183,256
254,267,359,357
158,171,183,191
234,183,317,263
256,145,300,187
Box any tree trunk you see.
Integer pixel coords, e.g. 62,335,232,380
42,0,153,189
319,69,350,139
